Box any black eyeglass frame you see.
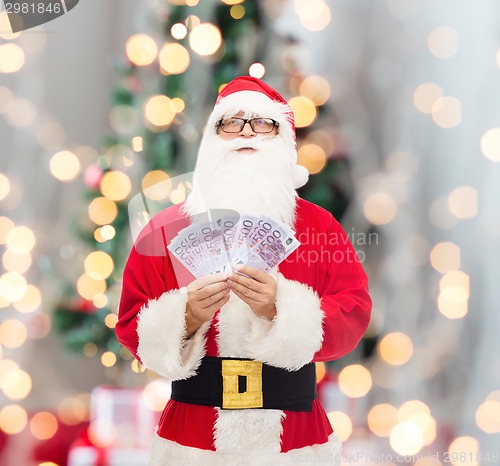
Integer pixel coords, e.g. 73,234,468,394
216,117,280,134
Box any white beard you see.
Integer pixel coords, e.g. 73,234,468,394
184,132,298,227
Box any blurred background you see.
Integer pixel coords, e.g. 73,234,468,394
1,0,500,465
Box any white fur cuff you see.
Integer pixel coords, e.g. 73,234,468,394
247,274,324,370
137,290,210,380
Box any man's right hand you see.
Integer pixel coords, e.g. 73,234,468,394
185,273,230,338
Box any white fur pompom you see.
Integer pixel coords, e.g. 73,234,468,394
292,164,309,188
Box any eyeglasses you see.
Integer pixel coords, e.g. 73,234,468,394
217,117,279,134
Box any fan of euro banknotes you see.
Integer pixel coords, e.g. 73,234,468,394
167,213,300,277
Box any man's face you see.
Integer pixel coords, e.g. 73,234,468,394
216,111,279,155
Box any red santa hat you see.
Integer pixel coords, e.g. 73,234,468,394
205,76,309,189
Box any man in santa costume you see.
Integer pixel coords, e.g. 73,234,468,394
116,76,372,465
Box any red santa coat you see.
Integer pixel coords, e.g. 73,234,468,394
117,198,372,465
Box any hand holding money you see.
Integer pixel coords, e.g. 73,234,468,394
185,272,230,338
228,265,277,320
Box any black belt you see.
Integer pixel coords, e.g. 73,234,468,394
171,356,317,412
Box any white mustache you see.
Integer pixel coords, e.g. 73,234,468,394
225,136,270,153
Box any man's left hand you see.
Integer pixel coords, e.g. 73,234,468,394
227,265,277,320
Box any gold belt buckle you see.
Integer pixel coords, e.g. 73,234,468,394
221,359,263,409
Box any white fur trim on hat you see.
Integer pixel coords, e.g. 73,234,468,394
136,289,210,380
293,164,309,189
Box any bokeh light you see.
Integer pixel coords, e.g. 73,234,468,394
101,225,116,240
104,313,118,328
230,4,245,19
189,23,222,56
169,97,184,113
171,23,188,40
316,361,326,383
378,332,414,366
99,170,131,201
2,369,32,400
144,95,176,129
50,151,81,182
390,421,424,455
30,412,59,440
480,128,500,162
185,14,201,30
0,12,18,39
131,359,146,374
299,75,331,105
475,400,500,433
0,43,25,73
249,63,265,79
84,251,114,280
6,225,36,254
142,170,172,201
0,404,27,434
295,0,332,31
430,242,460,273
363,192,397,225
326,411,352,441
288,96,317,128
159,43,190,75
398,400,430,420
432,96,461,128
367,403,399,437
3,249,31,274
428,26,458,59
142,380,171,411
447,436,479,466
169,188,186,204
448,186,477,219
297,143,327,174
413,83,443,114
0,272,28,302
101,351,117,367
93,293,108,308
125,34,158,66
132,136,143,152
438,289,468,319
88,419,116,448
338,364,372,398
88,197,118,225
439,271,470,301
13,284,41,313
77,274,106,300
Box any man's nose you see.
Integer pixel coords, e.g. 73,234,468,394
239,121,256,136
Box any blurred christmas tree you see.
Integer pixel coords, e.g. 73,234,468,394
52,0,365,370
